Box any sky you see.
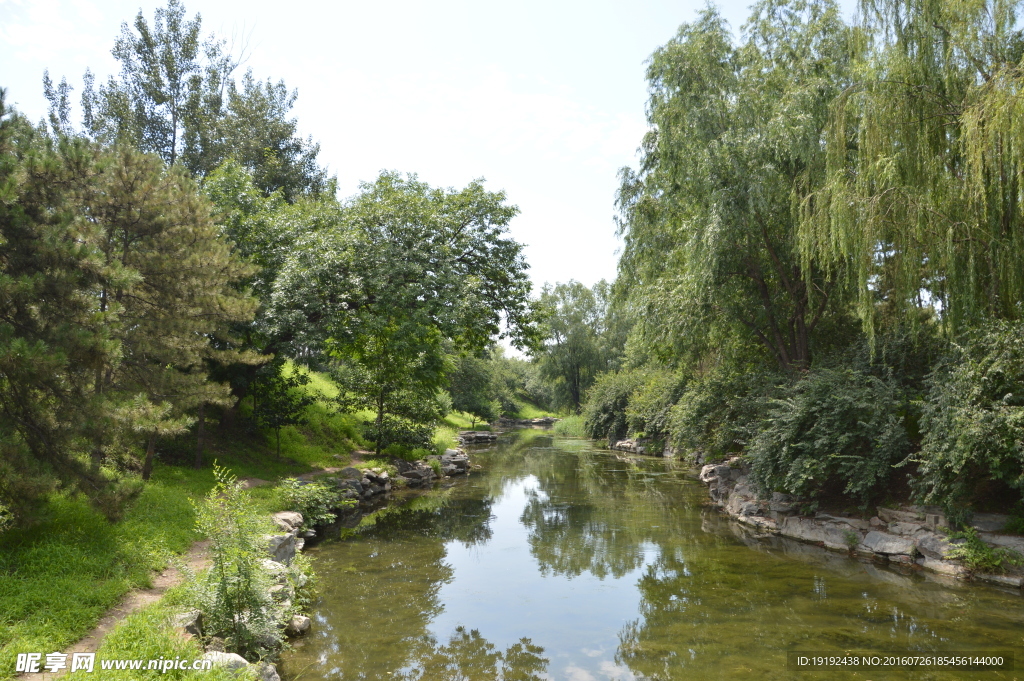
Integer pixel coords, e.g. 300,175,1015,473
1,0,854,292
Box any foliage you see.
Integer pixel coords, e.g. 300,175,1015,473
250,361,319,458
914,322,1024,511
270,172,538,451
668,367,782,462
946,527,1024,575
552,415,585,437
279,478,352,529
447,352,502,426
802,0,1024,335
46,0,328,200
0,93,256,517
624,370,688,445
581,368,651,443
189,465,278,659
536,280,619,412
616,0,852,371
748,368,910,505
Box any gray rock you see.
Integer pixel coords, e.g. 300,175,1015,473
780,517,860,550
980,533,1024,554
971,513,1010,533
254,662,282,681
975,573,1024,588
262,559,288,582
869,516,887,529
915,532,955,560
205,636,225,653
916,556,966,577
272,511,303,534
699,464,731,484
268,583,294,602
877,507,924,524
266,533,298,564
860,530,915,556
888,521,924,536
201,651,248,672
339,467,362,480
285,614,312,636
170,609,202,638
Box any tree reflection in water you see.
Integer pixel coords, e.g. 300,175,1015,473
396,626,548,681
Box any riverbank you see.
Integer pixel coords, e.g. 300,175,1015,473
696,456,1024,589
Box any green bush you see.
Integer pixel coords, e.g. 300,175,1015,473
625,369,687,445
582,368,650,443
552,415,585,437
364,415,434,451
668,367,781,462
189,465,278,660
914,322,1024,512
279,478,353,529
946,527,1024,574
748,368,910,505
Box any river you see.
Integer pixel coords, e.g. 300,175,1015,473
280,429,1024,680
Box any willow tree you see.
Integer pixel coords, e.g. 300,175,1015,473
801,0,1024,334
617,0,853,372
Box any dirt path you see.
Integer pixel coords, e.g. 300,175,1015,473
24,540,213,680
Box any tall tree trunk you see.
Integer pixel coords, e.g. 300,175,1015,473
194,402,205,469
142,432,157,481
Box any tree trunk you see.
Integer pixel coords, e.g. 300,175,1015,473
194,402,205,469
142,433,157,481
276,428,282,459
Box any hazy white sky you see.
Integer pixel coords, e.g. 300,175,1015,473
0,0,853,291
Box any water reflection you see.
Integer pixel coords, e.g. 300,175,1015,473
395,627,547,681
282,430,1024,681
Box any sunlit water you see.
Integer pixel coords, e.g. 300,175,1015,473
280,430,1024,680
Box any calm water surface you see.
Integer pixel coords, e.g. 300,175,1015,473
280,430,1024,680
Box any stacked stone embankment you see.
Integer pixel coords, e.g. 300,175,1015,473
699,457,1024,588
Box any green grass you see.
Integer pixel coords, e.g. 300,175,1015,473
64,583,239,681
552,414,585,437
510,401,558,419
0,440,309,679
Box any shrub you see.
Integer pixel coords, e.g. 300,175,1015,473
946,527,1024,574
552,415,585,437
748,368,910,505
625,370,687,445
189,465,279,659
668,367,781,462
582,368,650,443
364,414,434,451
914,321,1024,512
279,478,353,529
409,447,433,459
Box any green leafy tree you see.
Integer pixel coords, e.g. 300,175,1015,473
537,280,615,412
270,172,538,452
616,0,852,371
448,353,502,427
46,0,327,200
250,362,318,458
801,0,1024,335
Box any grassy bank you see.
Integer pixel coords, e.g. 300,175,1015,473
0,363,521,678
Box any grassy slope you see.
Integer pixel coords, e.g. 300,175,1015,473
0,363,520,677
